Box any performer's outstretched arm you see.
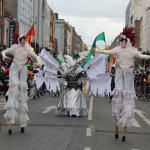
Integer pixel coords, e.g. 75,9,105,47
96,47,116,55
1,47,13,60
136,52,150,59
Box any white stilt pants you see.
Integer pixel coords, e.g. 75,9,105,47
111,68,136,127
4,62,29,127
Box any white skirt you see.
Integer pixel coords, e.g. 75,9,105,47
55,88,88,117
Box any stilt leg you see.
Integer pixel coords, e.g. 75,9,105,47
9,124,12,130
115,125,118,134
122,126,127,141
8,124,12,135
115,125,119,139
123,126,127,136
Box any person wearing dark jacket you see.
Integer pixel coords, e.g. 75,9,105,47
109,67,115,103
55,66,88,117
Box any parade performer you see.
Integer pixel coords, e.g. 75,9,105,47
36,49,111,117
96,27,150,141
55,65,88,117
2,34,41,135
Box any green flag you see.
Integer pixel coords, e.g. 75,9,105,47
81,32,105,67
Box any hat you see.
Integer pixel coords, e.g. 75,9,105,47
120,27,136,46
18,34,27,43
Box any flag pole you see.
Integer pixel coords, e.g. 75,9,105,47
34,24,36,54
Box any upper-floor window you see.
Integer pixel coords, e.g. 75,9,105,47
130,15,133,25
23,7,24,16
20,6,22,15
27,5,29,18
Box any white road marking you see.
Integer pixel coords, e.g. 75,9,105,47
143,118,150,126
134,109,150,126
132,118,141,127
88,96,93,120
86,128,91,136
132,149,139,150
84,147,91,150
42,105,57,113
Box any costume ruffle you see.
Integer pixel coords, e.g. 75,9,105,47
56,88,88,117
111,88,135,127
4,75,29,126
86,76,111,96
19,115,29,127
4,100,20,124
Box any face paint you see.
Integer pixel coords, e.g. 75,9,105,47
120,40,126,48
21,39,26,46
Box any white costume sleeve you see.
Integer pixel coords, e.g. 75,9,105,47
136,51,150,59
96,47,117,55
28,50,42,67
1,46,14,60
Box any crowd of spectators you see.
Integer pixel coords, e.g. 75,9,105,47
134,65,150,100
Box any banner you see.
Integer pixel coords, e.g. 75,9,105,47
9,22,16,47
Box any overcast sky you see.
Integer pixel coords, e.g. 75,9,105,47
47,0,130,48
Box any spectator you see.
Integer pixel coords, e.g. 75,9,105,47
109,67,115,103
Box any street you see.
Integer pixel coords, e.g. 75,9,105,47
0,93,150,150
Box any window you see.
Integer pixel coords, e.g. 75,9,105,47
22,22,24,34
28,5,29,18
20,20,22,34
23,8,24,16
25,3,27,17
20,6,22,14
31,7,32,17
130,15,133,25
25,23,26,34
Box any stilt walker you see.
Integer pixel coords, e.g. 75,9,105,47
96,27,150,141
2,35,41,134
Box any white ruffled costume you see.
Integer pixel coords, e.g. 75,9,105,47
2,39,41,127
97,41,150,127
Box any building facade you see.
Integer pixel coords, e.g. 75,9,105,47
126,0,150,27
125,1,131,27
5,0,17,18
0,0,5,43
17,0,33,35
110,35,120,49
66,26,71,55
82,43,88,51
140,7,150,52
5,0,33,40
45,3,50,48
50,8,56,51
33,0,47,49
55,14,70,56
4,12,10,48
67,23,73,55
123,0,150,51
55,18,65,55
